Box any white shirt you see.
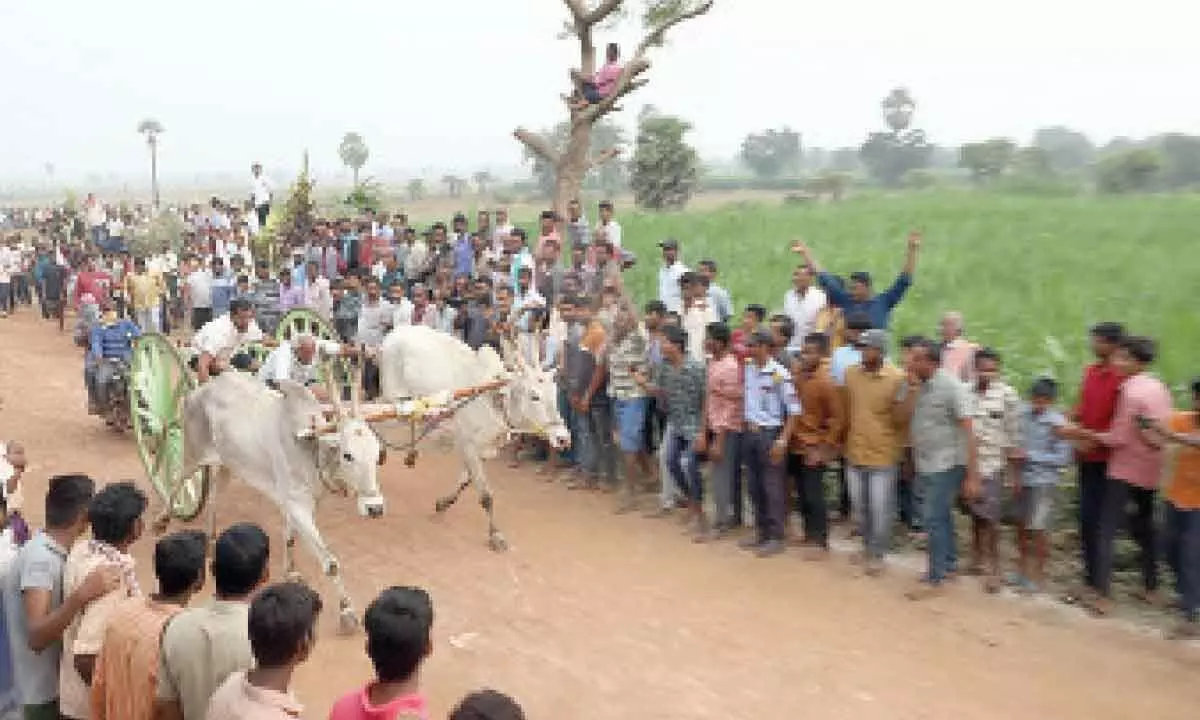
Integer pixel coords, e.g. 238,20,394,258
305,276,332,319
682,301,717,363
0,247,15,283
404,241,429,279
258,339,341,386
491,224,514,255
657,261,688,313
391,297,415,327
106,217,124,237
782,286,827,350
252,175,272,207
0,441,24,514
192,315,265,359
85,201,106,228
185,268,214,309
595,219,622,249
246,208,261,236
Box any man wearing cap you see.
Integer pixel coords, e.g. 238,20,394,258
740,328,802,557
791,232,920,332
842,329,906,575
657,238,687,314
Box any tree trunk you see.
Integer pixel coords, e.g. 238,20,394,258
150,141,160,211
353,167,360,187
553,122,591,221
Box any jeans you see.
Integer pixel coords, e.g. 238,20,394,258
920,466,964,583
612,397,648,453
897,447,922,530
1095,478,1157,596
849,466,895,558
658,421,682,510
797,460,829,547
1077,461,1108,590
84,359,120,409
585,401,617,482
0,283,10,313
744,427,786,542
582,81,603,103
711,430,744,527
556,386,577,464
665,429,702,502
1164,503,1200,622
90,225,107,247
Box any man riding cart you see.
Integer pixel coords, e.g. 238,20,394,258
85,298,140,422
190,297,271,382
258,332,358,402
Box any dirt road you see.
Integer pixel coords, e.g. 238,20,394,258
1,312,1196,719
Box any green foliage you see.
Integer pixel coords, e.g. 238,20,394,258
881,87,915,133
472,171,494,196
259,152,316,262
901,168,938,190
344,178,384,213
630,110,699,210
441,175,467,198
740,127,802,179
337,132,370,184
614,192,1200,401
1096,148,1163,194
804,171,853,200
1031,126,1093,174
1153,133,1200,189
406,179,426,202
522,120,628,198
128,212,185,257
959,138,1017,183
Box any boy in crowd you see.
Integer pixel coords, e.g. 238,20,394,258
155,523,269,720
789,332,845,557
204,582,322,720
965,348,1021,593
91,531,207,720
3,475,120,720
61,482,148,720
699,322,744,538
450,690,526,720
697,260,732,324
328,586,433,720
1011,377,1071,594
731,304,765,367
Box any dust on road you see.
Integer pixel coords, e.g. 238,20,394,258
1,312,1196,720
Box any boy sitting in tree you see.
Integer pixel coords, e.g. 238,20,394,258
569,43,623,110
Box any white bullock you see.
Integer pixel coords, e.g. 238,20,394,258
167,370,385,633
378,325,570,550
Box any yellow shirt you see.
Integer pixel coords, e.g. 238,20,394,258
844,363,905,467
126,272,163,311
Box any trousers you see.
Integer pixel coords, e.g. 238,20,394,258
743,428,786,542
1095,477,1158,596
1077,461,1108,590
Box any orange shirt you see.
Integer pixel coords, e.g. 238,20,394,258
91,598,183,720
1166,411,1200,510
790,367,845,451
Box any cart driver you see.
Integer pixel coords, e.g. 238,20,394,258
192,297,271,382
258,332,358,402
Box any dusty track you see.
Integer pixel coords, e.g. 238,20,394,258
1,311,1196,719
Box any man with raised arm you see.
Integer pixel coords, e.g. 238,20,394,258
791,231,920,332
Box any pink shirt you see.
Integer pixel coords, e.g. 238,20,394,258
328,686,428,720
940,338,976,384
594,61,622,97
705,353,744,432
1096,372,1173,489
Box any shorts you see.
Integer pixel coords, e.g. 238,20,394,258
613,396,648,453
968,469,1005,522
1018,485,1056,531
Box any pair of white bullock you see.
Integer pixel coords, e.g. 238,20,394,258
169,326,569,633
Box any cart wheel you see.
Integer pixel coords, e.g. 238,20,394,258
129,333,209,521
277,308,354,399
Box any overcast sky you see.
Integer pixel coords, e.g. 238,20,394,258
2,0,1197,183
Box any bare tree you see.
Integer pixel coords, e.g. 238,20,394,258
137,119,165,210
513,0,713,218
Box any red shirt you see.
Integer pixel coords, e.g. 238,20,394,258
74,270,112,307
1073,362,1124,462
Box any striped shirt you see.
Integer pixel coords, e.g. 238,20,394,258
743,359,802,427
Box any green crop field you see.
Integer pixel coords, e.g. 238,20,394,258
610,191,1200,402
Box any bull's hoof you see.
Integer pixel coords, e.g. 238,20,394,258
488,532,508,552
434,497,452,514
337,609,360,635
404,450,418,467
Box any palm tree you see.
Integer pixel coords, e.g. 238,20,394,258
338,132,370,186
137,118,164,209
881,88,915,134
441,174,465,198
471,170,493,196
406,179,425,202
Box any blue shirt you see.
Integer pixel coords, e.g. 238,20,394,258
211,275,235,317
743,358,802,427
453,233,474,278
1021,406,1071,486
89,318,140,362
818,271,911,330
829,345,863,386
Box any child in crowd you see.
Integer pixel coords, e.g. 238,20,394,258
204,582,322,720
449,690,526,720
1011,377,1071,593
0,442,28,545
731,304,765,367
329,586,433,720
0,496,17,720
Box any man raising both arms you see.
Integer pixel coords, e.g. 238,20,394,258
791,231,920,333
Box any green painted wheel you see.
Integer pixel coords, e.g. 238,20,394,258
129,333,209,521
276,308,352,397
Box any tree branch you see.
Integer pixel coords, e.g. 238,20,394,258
577,0,714,125
513,128,563,167
584,0,625,25
562,0,589,24
589,147,622,169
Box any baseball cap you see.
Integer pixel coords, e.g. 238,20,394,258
855,329,887,351
658,238,679,250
